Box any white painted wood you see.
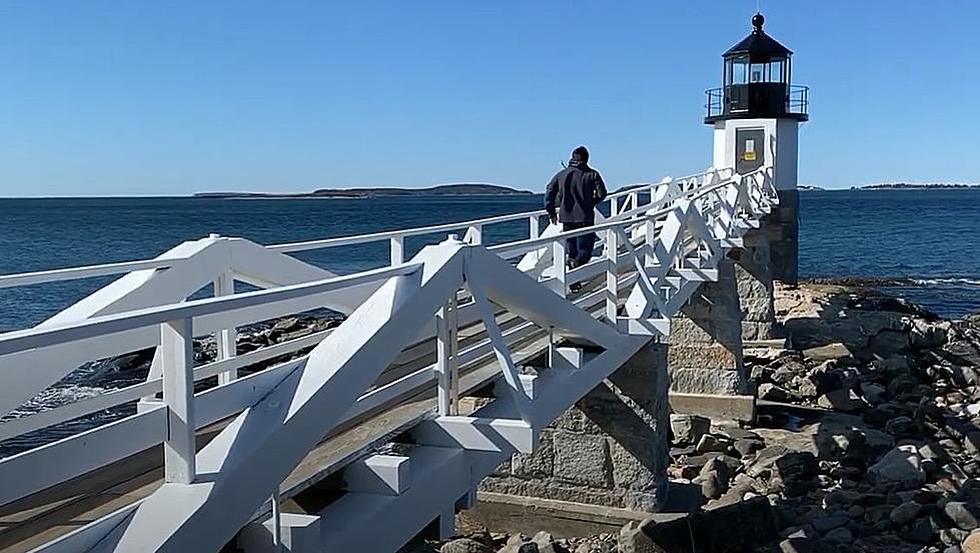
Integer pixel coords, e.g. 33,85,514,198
469,286,533,419
552,239,566,297
161,318,196,484
0,263,420,357
239,513,321,553
214,270,238,385
0,406,168,507
413,415,537,453
435,303,451,416
343,455,411,496
390,235,405,265
464,224,482,245
1,163,781,553
95,244,466,553
617,317,671,337
467,247,623,349
605,228,618,322
449,291,460,415
26,502,142,553
317,446,467,553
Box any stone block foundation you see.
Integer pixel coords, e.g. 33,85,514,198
667,258,748,395
734,228,776,341
768,189,799,286
479,342,670,512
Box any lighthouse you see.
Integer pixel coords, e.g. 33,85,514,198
705,13,808,284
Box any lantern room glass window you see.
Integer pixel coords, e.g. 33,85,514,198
724,55,790,85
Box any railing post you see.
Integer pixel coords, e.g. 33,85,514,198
552,239,566,297
645,214,656,268
390,235,404,266
161,317,196,484
465,224,483,245
449,291,459,415
529,215,540,239
610,196,619,217
435,303,451,416
214,270,237,385
605,227,619,323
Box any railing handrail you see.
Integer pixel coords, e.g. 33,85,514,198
0,262,421,357
0,165,764,356
0,169,724,287
0,162,777,538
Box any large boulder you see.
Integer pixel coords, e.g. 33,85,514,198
440,538,493,553
867,445,926,490
670,414,710,446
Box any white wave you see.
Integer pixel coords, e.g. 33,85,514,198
2,385,106,420
912,277,980,286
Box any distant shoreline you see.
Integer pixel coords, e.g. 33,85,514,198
194,183,533,199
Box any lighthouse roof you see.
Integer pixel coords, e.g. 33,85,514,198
724,13,792,58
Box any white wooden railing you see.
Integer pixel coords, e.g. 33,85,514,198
0,165,775,553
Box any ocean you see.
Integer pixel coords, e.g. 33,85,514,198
1,190,979,335
1,189,978,454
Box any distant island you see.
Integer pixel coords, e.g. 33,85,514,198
852,183,980,190
798,185,825,191
195,183,533,199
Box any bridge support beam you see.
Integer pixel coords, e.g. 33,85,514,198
667,258,748,396
479,342,670,512
733,228,776,341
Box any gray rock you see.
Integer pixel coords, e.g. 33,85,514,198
868,329,911,355
759,383,794,402
618,521,665,553
823,526,853,543
902,516,935,544
817,388,865,412
885,415,915,436
498,535,539,553
812,515,849,534
803,342,852,363
531,532,559,553
860,382,887,404
441,538,494,553
696,434,730,454
945,502,980,531
867,445,926,490
778,527,821,553
670,414,710,446
701,470,725,500
919,442,951,463
889,501,922,525
734,437,765,457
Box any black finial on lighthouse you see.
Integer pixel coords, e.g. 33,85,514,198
704,12,809,123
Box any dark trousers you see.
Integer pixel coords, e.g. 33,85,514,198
562,221,597,268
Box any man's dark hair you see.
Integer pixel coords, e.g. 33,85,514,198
571,146,589,164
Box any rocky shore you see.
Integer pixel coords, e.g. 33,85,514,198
432,282,980,553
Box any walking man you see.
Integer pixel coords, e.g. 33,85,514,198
544,146,608,268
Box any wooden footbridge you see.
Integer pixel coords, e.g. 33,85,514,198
0,165,776,552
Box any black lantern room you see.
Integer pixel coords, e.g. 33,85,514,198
705,13,808,123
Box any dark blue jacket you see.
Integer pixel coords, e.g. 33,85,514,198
544,162,608,224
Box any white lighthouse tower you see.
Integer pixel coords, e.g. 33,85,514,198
705,13,808,284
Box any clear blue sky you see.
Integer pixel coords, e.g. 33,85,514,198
1,1,978,196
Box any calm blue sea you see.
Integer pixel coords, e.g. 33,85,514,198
1,190,978,336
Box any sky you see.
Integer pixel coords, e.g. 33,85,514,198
1,1,979,197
